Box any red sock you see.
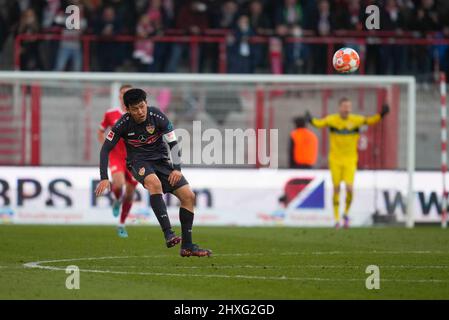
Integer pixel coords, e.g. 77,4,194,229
112,187,122,200
120,200,133,224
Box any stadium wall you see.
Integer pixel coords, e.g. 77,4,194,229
0,167,445,226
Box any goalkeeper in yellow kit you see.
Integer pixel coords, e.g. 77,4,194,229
305,97,389,229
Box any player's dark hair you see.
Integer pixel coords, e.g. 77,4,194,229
123,88,147,108
338,97,351,105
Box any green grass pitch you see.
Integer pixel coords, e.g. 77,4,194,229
0,225,448,299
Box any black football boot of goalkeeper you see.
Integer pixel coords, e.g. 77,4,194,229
180,243,212,257
165,231,182,248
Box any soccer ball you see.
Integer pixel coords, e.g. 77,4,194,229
332,48,360,73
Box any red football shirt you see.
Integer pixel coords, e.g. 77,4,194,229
100,108,126,160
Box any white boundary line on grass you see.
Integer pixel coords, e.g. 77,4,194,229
22,253,449,284
91,265,449,270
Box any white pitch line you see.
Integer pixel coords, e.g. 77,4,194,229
88,265,449,270
22,256,449,284
23,262,449,283
22,250,447,264
280,250,449,255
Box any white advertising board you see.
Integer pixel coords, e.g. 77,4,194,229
0,167,445,226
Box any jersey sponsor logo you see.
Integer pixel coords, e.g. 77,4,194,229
127,132,135,136
138,135,147,143
146,125,155,134
138,167,145,176
106,131,115,141
329,126,360,134
128,133,163,147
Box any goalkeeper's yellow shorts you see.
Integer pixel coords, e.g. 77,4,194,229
329,158,357,186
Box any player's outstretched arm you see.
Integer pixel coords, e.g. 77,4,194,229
365,104,390,126
305,111,328,128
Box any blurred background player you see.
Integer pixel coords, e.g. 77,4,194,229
95,88,211,257
289,116,318,169
305,98,389,229
97,84,137,238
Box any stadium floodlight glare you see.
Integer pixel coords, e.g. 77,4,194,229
0,72,416,228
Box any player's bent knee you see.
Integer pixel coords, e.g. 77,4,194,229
143,175,163,194
123,191,134,202
112,182,124,191
180,189,196,207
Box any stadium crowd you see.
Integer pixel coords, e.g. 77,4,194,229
1,0,448,79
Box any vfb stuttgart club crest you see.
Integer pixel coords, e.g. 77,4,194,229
146,124,155,134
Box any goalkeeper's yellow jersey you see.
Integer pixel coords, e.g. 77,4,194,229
311,113,381,162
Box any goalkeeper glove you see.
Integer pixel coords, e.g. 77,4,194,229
380,104,390,118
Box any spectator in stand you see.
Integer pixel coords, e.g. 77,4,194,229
15,0,46,22
165,0,209,73
413,0,441,84
274,0,305,74
134,14,156,70
100,0,136,69
95,6,123,71
0,0,11,53
227,14,255,73
310,0,335,74
337,0,363,31
436,3,449,78
102,0,136,35
214,0,239,29
379,0,407,75
248,0,272,71
133,0,168,72
0,1,20,56
209,0,239,73
17,8,44,70
54,0,87,72
0,7,8,54
161,0,175,28
434,25,449,79
396,0,416,28
248,0,271,36
39,0,62,70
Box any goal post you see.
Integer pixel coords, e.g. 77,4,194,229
0,71,416,227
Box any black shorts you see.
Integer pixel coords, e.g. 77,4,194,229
127,159,189,194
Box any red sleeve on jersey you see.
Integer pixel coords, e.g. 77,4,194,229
100,112,110,130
